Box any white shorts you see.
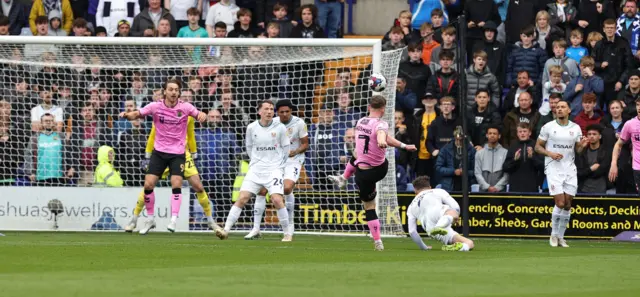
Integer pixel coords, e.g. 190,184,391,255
547,172,578,196
421,204,458,245
240,168,285,196
284,163,302,182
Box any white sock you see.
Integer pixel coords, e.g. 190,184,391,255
558,210,571,238
131,214,139,223
285,193,295,227
224,205,242,232
276,207,290,234
206,215,214,224
460,243,470,252
435,215,453,229
551,206,562,237
253,195,267,231
170,215,177,223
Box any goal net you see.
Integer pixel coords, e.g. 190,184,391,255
0,37,404,235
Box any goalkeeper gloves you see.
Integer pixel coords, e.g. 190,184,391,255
140,158,150,171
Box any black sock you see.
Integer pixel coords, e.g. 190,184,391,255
144,189,153,195
365,209,378,221
172,188,181,195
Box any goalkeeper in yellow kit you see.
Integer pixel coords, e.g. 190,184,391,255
124,116,223,233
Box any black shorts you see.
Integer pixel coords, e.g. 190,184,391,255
633,170,640,193
147,150,186,178
354,160,389,202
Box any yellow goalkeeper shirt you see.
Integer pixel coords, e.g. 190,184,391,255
146,116,197,157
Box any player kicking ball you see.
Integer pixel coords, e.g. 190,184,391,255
124,118,222,234
246,100,309,240
216,100,292,241
341,95,416,251
407,176,474,251
120,79,206,234
535,101,588,247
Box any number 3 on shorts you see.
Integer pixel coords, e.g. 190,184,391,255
272,178,283,186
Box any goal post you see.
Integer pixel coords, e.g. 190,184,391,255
0,36,404,236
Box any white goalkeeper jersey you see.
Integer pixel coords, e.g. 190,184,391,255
538,120,582,175
274,116,308,164
407,188,460,222
246,120,290,172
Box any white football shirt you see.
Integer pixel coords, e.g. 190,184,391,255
274,115,308,164
538,120,582,175
407,188,460,223
245,120,290,172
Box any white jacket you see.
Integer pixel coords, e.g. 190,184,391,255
96,0,140,37
205,1,239,33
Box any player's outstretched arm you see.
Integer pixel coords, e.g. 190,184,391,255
119,110,142,120
385,133,417,151
408,214,430,251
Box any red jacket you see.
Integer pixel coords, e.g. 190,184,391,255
574,110,605,136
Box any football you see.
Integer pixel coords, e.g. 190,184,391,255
368,73,387,92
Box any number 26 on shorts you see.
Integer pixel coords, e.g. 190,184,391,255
272,178,283,186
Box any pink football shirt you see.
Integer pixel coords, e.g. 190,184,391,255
139,100,199,155
354,117,389,167
620,117,640,170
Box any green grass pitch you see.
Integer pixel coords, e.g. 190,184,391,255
0,232,638,297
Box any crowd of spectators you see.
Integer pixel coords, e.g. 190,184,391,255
1,0,639,196
395,0,639,195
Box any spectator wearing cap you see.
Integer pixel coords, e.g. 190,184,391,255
472,20,505,85
96,0,140,36
131,0,177,37
435,126,476,192
574,93,605,136
618,69,640,119
412,93,438,183
399,43,432,99
0,0,27,36
115,19,131,36
91,26,105,36
308,103,341,190
29,0,74,36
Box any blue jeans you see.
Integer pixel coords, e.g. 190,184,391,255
315,0,342,38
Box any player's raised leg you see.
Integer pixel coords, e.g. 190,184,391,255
124,191,146,232
328,157,356,189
